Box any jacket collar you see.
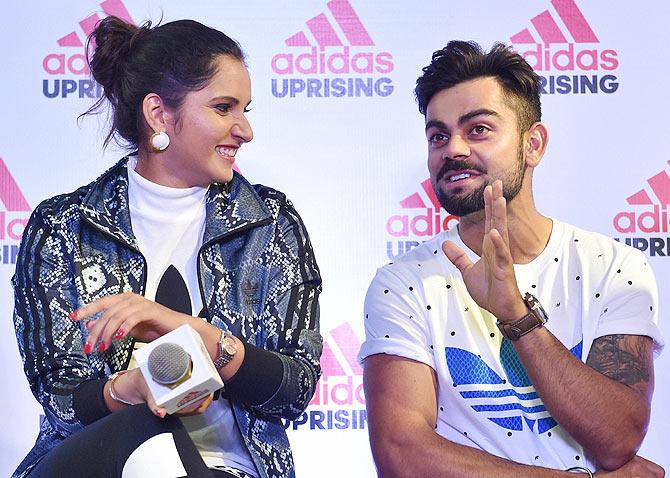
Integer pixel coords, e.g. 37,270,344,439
79,156,272,248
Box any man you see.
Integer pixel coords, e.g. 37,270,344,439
359,41,664,477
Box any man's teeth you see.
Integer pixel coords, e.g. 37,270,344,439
450,172,471,182
216,146,237,157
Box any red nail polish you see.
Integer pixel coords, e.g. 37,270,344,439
114,329,125,340
98,341,106,353
83,342,92,354
69,310,78,321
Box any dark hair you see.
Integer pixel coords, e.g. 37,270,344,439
415,41,541,132
84,16,245,148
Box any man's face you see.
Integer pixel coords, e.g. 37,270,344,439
425,77,526,217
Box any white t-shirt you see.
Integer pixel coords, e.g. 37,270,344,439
359,219,663,471
127,158,258,477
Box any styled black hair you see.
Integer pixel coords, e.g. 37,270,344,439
84,16,245,148
415,40,541,132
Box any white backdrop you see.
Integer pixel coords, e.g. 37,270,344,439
1,1,668,476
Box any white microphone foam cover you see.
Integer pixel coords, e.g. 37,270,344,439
148,342,191,385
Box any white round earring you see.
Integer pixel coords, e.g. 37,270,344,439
150,131,170,152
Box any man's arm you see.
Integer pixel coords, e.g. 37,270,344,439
443,181,657,469
363,353,583,478
512,330,654,470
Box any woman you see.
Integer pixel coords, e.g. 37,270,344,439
12,16,322,478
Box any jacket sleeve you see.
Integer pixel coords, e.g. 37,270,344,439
12,203,94,435
225,196,322,420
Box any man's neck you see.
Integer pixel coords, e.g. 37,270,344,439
457,197,553,265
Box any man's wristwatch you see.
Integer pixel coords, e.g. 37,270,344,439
496,292,549,341
213,330,238,369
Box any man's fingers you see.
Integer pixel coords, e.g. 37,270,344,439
442,240,473,273
484,184,493,233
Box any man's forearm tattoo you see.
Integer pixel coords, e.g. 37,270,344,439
586,334,652,395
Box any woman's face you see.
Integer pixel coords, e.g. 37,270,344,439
154,55,253,188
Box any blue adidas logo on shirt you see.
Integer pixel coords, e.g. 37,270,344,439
446,339,582,433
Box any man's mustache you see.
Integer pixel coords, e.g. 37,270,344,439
436,160,486,183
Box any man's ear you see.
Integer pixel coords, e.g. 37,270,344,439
524,122,549,168
142,92,172,134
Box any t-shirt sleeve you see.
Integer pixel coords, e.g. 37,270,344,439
596,248,664,355
358,265,436,370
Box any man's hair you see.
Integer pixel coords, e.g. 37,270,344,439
415,41,541,132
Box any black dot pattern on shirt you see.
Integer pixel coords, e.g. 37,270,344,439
576,275,581,280
507,432,512,437
531,284,536,288
595,293,600,298
535,456,539,461
502,379,507,384
556,302,561,307
554,257,559,262
490,333,495,338
365,314,368,319
464,307,469,312
384,335,389,338
440,406,444,411
409,286,413,291
384,289,389,294
434,250,438,254
628,280,633,285
574,239,579,242
548,432,552,437
430,345,434,350
617,269,621,273
427,305,431,310
604,308,608,313
451,331,455,336
417,263,422,267
575,456,580,461
650,306,653,311
463,431,468,436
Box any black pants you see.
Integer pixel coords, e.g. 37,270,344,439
29,404,239,478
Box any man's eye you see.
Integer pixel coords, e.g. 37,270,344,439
429,133,448,144
216,104,231,113
471,125,489,135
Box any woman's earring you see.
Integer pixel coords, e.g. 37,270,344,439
150,131,170,152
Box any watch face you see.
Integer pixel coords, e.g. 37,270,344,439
524,292,548,324
223,342,237,356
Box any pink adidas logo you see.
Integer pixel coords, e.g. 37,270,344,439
614,161,670,235
284,0,373,48
626,161,670,206
510,0,618,74
0,158,30,246
310,322,365,406
320,322,362,378
386,179,459,238
44,0,134,77
57,0,134,48
510,0,597,45
0,158,30,212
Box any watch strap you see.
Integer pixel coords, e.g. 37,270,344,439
497,293,548,341
213,330,237,369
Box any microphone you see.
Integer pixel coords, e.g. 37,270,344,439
133,324,224,414
148,343,193,389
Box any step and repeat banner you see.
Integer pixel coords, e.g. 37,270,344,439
1,1,668,476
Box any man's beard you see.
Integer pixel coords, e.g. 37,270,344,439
433,146,525,217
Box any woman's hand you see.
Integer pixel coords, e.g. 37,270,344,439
71,292,191,353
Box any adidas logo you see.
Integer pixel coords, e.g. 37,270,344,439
284,0,373,48
43,0,134,78
614,161,670,235
626,161,670,206
386,179,459,239
270,0,394,98
310,322,364,406
510,0,619,80
57,0,134,48
0,158,30,212
446,340,582,434
510,0,597,45
0,157,30,254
